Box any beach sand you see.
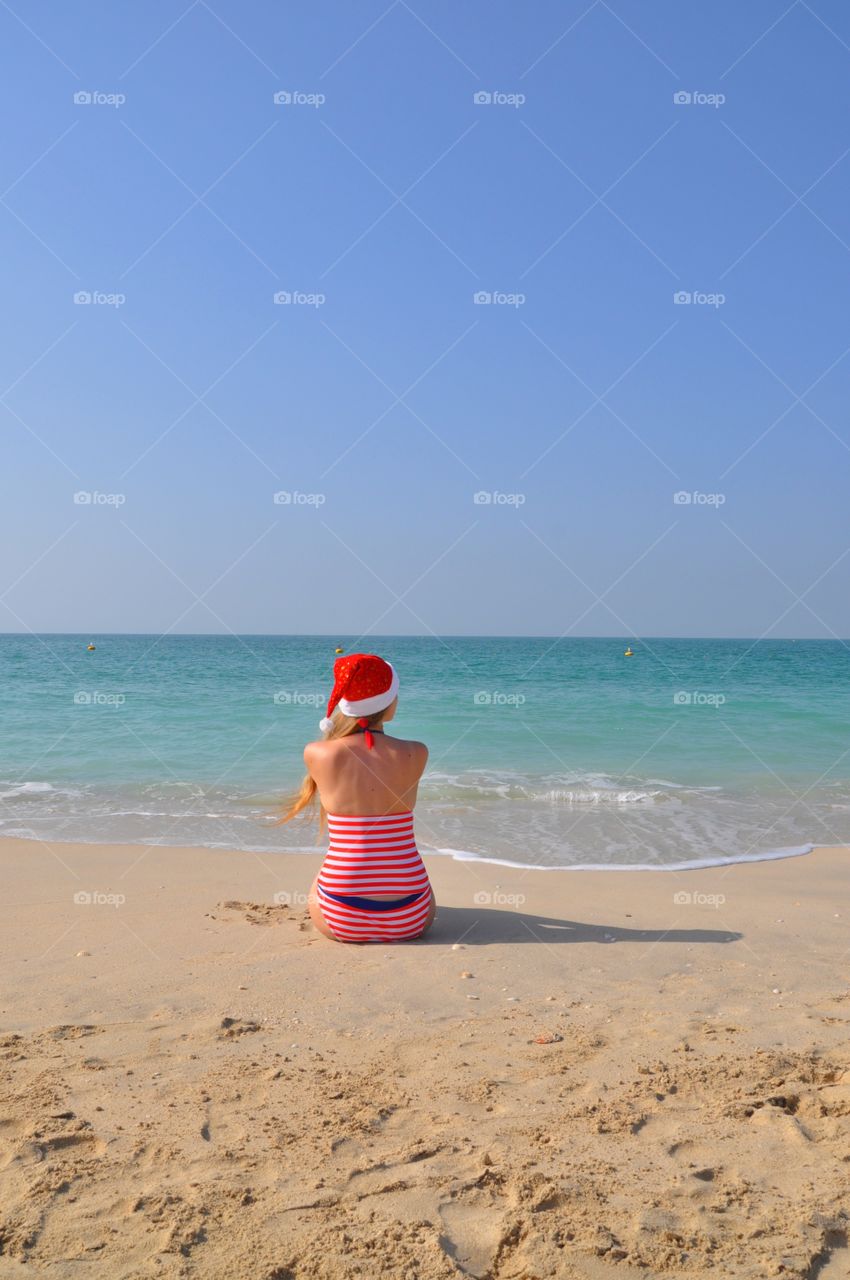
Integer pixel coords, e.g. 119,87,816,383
1,835,849,1279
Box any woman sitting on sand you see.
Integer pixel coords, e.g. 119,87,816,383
279,653,436,943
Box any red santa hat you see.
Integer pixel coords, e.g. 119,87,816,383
319,653,399,734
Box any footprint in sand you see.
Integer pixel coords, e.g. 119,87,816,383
811,1229,850,1279
637,1126,725,1194
438,1195,509,1278
215,901,308,928
17,1126,107,1167
41,1024,103,1042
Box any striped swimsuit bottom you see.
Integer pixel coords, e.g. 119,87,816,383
316,811,433,942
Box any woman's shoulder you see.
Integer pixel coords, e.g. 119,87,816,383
389,736,428,761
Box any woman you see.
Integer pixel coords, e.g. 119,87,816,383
278,652,436,943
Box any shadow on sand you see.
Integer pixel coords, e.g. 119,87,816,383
421,905,741,947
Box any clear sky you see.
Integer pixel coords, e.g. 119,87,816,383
3,1,850,639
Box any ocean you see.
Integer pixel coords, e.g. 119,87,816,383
1,634,848,871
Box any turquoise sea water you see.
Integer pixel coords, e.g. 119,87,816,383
1,635,848,870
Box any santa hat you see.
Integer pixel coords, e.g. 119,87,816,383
319,653,399,734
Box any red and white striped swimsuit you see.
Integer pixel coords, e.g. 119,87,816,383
316,811,432,942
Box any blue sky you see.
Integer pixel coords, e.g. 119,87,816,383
3,0,850,638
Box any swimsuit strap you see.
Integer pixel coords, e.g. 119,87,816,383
356,718,383,749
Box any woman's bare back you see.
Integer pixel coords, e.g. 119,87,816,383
304,732,428,816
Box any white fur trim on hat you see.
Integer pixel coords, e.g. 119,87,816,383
338,663,399,719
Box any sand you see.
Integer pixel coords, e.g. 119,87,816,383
1,834,849,1279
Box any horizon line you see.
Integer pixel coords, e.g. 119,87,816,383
0,633,844,643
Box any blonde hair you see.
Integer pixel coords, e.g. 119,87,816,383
274,708,389,832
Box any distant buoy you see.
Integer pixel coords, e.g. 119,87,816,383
335,647,344,654
624,647,633,657
87,643,96,651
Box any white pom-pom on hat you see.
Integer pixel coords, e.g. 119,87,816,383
319,717,334,733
